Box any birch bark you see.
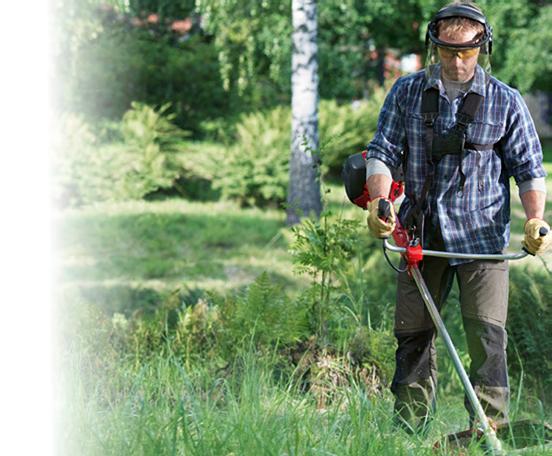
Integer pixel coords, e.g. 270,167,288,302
286,0,321,225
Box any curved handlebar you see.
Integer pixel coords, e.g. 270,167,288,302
382,239,529,261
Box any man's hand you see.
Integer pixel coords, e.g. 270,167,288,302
367,197,396,238
523,218,552,255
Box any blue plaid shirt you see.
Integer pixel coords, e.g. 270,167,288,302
366,64,545,264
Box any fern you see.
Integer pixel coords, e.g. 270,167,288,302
54,104,191,206
290,211,362,343
213,93,386,208
220,272,309,351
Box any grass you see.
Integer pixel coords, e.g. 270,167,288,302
508,139,552,249
57,142,552,455
57,349,474,455
59,345,552,456
56,199,305,315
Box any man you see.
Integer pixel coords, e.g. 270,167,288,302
364,1,551,432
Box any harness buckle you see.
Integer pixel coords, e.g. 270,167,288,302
422,112,437,127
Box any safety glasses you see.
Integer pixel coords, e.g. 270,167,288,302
437,46,480,60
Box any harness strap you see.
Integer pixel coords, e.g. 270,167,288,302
405,88,439,239
405,85,492,238
456,92,484,189
465,142,494,150
456,92,482,126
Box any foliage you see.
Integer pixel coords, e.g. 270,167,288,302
215,95,384,208
56,0,552,152
119,102,188,195
317,0,435,96
219,272,309,352
58,14,228,134
214,106,290,208
319,90,385,176
54,103,189,206
332,244,396,334
52,113,98,207
168,140,221,201
53,0,104,62
125,0,195,18
496,5,552,93
196,0,292,108
347,325,396,385
507,265,552,398
196,0,437,106
291,211,361,342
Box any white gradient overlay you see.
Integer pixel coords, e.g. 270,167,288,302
0,2,53,455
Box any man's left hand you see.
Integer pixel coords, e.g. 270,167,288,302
523,218,552,255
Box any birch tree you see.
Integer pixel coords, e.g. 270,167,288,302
286,0,321,225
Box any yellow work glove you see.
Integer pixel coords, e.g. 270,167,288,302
367,197,396,238
523,218,552,255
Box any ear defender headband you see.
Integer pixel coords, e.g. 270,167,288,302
425,4,493,55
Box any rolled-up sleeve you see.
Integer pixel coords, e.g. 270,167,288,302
501,90,546,185
365,79,405,170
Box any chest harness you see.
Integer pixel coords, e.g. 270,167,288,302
403,83,496,242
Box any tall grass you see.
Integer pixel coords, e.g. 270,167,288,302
61,345,508,456
57,179,552,455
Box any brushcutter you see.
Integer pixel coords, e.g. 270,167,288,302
377,197,550,455
342,150,552,452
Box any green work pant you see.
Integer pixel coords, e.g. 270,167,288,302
391,233,510,431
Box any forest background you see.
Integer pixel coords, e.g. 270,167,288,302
54,0,552,454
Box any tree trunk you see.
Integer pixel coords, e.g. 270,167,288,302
286,0,321,226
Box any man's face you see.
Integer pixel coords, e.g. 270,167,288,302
437,28,481,82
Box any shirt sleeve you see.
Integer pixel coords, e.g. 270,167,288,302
366,158,392,179
518,177,547,196
365,79,405,170
501,90,547,185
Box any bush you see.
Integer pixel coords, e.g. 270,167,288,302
167,141,222,201
219,272,309,353
64,25,229,135
318,89,385,177
214,106,290,208
65,272,309,367
52,113,98,207
216,93,385,208
117,102,189,197
54,103,189,206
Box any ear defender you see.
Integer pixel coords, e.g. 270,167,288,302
425,3,492,55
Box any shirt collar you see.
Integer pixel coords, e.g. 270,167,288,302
424,64,486,97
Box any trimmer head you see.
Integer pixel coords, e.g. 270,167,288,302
433,419,552,453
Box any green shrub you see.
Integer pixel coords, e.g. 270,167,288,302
215,93,385,208
214,106,290,208
318,90,385,177
64,26,228,135
167,141,221,201
219,272,309,352
54,103,189,206
290,210,374,344
65,272,309,366
52,113,98,207
117,102,189,197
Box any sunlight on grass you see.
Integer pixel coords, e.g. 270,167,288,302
57,161,552,455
